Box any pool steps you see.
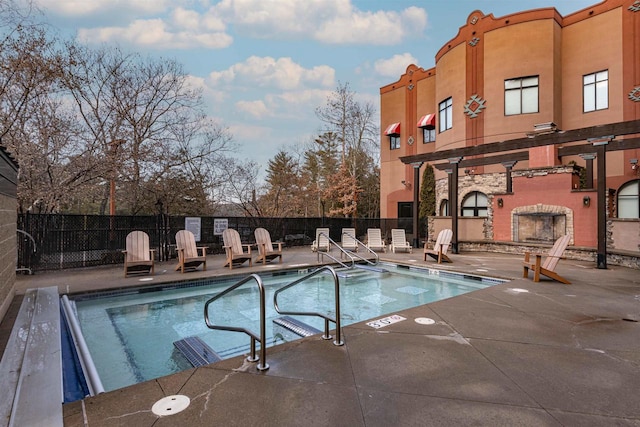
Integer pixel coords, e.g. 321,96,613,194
173,336,222,367
273,315,322,341
175,316,320,368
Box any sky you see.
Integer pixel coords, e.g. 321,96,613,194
30,0,598,176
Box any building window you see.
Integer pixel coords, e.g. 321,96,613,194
618,180,639,218
439,199,449,216
505,76,538,115
439,97,452,132
423,128,435,143
461,191,488,217
583,70,608,112
390,135,400,150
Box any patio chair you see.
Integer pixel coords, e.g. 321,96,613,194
254,227,282,265
311,228,330,252
122,231,155,277
341,228,358,251
366,228,386,252
390,228,412,253
523,234,571,284
222,228,252,270
424,229,453,263
175,230,207,273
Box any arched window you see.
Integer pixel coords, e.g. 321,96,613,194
461,191,488,217
618,180,639,218
439,199,449,216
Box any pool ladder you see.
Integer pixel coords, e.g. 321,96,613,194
316,231,380,270
203,266,343,372
204,274,270,370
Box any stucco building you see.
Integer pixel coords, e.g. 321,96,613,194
379,0,640,266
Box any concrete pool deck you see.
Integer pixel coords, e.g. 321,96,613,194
4,247,640,426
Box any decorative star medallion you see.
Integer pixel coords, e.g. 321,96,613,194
464,94,486,118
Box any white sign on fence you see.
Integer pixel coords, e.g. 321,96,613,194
213,218,228,236
185,217,202,241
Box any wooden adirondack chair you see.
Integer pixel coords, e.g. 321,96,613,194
122,231,155,277
523,234,571,284
424,229,453,263
390,228,412,253
254,227,282,265
175,230,207,273
222,228,252,269
311,228,330,252
366,228,386,252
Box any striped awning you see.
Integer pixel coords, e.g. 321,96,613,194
418,113,436,129
384,122,401,135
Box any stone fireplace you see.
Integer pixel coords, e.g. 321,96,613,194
512,204,573,244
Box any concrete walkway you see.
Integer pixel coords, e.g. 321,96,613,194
8,247,640,426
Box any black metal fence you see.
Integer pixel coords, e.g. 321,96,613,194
16,213,413,272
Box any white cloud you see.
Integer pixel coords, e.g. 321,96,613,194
236,100,269,119
77,18,233,49
213,0,427,45
36,0,175,17
374,53,419,78
315,6,427,45
208,56,334,90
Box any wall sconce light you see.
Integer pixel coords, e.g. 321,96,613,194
497,198,504,208
631,158,638,171
583,195,591,207
401,180,411,188
464,169,475,176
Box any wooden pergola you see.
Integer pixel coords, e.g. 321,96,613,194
399,119,640,269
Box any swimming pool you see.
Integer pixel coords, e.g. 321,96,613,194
69,263,504,392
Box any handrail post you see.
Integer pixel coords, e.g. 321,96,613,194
204,273,269,371
273,266,344,347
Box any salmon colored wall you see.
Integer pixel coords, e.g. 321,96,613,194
562,7,623,130
434,44,467,151
492,172,597,246
483,20,560,138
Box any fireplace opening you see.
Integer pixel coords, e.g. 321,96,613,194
514,213,566,243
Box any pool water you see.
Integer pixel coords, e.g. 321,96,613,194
72,264,504,391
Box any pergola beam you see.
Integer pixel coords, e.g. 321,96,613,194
400,119,640,164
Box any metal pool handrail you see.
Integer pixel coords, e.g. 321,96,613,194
316,231,354,268
204,273,269,371
273,266,343,346
341,231,380,266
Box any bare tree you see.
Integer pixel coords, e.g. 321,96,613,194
60,45,232,215
314,83,379,217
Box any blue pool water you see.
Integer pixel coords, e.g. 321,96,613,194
71,264,504,392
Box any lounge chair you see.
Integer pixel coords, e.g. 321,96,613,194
366,228,386,252
254,227,282,265
122,231,155,277
175,230,207,273
523,234,571,284
311,228,330,252
424,229,453,263
390,228,412,253
222,228,252,270
341,228,358,251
